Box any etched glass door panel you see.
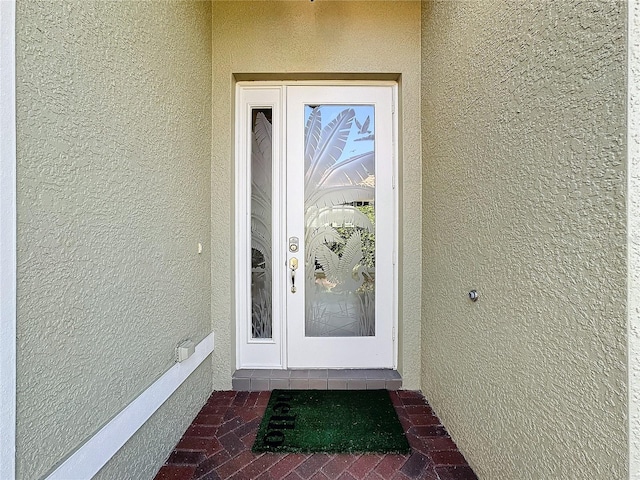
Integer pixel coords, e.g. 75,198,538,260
251,109,273,339
304,105,376,337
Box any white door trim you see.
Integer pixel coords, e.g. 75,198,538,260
0,1,17,478
235,85,286,368
235,81,398,370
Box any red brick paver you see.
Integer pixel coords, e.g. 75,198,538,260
154,391,477,480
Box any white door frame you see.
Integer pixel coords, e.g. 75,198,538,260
235,81,398,370
235,86,286,368
285,85,396,368
0,1,17,478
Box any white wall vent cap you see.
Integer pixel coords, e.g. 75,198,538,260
175,340,195,362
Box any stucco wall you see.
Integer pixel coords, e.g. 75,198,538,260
422,1,627,478
15,1,212,478
630,0,640,476
211,1,422,389
93,361,211,480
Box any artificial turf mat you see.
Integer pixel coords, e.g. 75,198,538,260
252,389,410,454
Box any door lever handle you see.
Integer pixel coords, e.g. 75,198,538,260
289,257,298,293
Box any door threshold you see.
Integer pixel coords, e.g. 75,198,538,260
231,369,402,391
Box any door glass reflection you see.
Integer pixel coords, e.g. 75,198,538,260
303,105,376,337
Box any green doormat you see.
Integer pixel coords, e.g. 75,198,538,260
252,390,410,454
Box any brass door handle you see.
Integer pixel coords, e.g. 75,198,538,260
289,257,298,293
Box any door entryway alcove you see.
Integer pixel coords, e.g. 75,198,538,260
234,82,398,381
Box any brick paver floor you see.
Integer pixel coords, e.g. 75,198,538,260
154,390,477,480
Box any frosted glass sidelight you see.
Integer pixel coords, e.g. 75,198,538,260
304,105,376,337
251,109,273,338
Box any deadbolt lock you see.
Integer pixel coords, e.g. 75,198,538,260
289,236,299,253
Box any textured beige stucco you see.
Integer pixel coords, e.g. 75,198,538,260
211,1,422,389
630,0,640,476
422,1,627,478
93,361,211,480
15,1,212,478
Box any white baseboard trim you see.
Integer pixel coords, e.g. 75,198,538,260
46,332,214,480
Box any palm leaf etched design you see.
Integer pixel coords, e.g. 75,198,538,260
251,112,273,338
314,231,365,291
304,106,375,336
250,107,376,337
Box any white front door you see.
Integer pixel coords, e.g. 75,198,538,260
236,83,397,369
